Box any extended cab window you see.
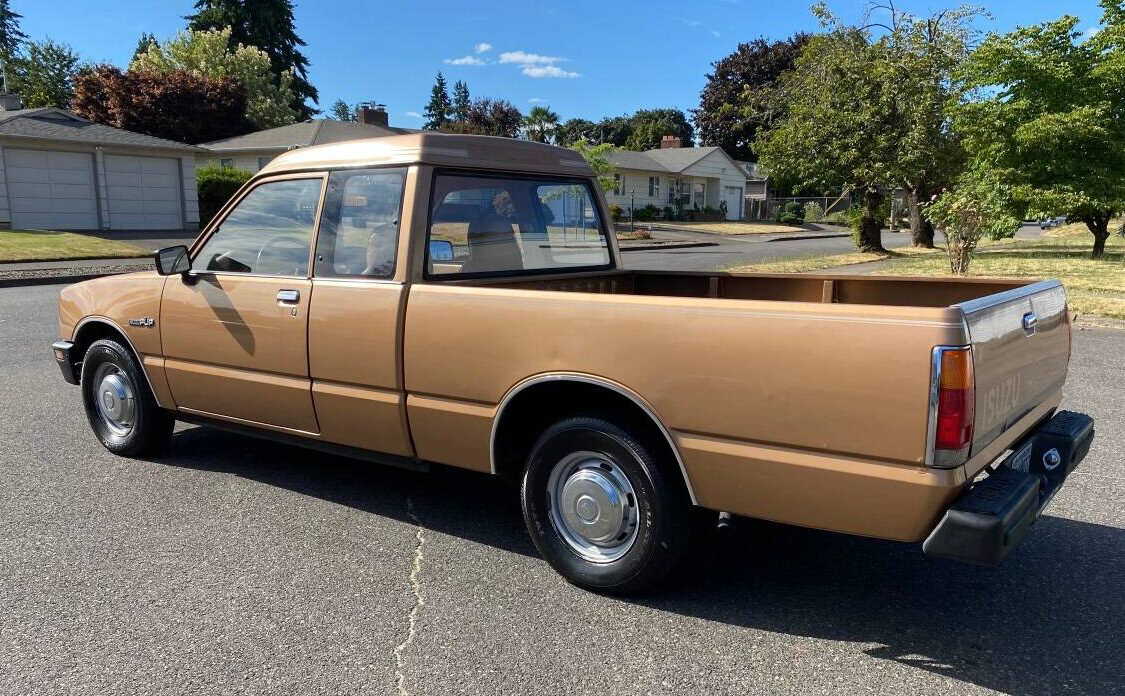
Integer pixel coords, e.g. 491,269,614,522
195,178,323,276
426,172,611,277
313,168,405,279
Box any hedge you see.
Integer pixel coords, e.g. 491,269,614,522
197,164,252,227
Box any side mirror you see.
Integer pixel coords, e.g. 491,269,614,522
155,245,191,276
428,239,454,262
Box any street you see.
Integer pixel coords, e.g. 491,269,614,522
1,283,1121,695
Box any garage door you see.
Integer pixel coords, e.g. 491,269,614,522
6,148,98,229
105,155,183,230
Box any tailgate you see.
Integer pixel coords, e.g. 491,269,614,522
957,281,1069,458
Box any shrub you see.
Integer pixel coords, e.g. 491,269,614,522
803,201,824,222
777,201,805,224
197,164,252,227
662,205,676,220
633,204,660,222
609,204,624,222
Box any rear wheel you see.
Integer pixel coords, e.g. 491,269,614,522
520,415,693,593
81,338,173,457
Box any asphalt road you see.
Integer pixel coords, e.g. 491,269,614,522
1,283,1122,695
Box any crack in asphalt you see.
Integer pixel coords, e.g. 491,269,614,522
393,497,426,696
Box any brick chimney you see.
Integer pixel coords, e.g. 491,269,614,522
357,103,389,128
660,135,681,149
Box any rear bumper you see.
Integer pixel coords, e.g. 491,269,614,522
52,340,79,385
923,410,1094,565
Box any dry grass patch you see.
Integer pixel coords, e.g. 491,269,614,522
0,229,148,262
728,246,935,273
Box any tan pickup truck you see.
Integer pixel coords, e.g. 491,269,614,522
53,134,1094,592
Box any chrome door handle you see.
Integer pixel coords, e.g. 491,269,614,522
276,289,300,304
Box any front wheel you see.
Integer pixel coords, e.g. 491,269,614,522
81,338,173,457
520,415,693,593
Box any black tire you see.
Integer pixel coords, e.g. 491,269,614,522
80,338,173,457
520,415,693,594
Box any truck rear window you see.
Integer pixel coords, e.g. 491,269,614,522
426,171,612,277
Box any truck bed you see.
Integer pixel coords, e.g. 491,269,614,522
476,269,1032,308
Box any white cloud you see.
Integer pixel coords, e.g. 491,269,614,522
712,30,721,37
1082,26,1102,41
404,111,421,118
528,97,546,103
444,55,487,66
522,65,580,79
474,42,493,53
499,51,564,65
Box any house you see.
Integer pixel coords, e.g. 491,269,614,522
199,104,415,172
736,160,769,200
0,98,204,231
604,137,750,220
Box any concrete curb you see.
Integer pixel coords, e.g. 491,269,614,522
0,272,121,289
765,232,851,242
620,241,718,252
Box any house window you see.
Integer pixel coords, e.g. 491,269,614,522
219,158,234,168
667,178,678,204
612,173,623,196
257,156,273,170
648,176,659,198
693,182,706,208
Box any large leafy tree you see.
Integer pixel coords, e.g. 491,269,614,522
441,97,523,138
186,0,317,119
523,104,559,143
8,39,80,108
73,65,252,143
422,71,452,130
694,34,809,161
452,80,470,123
755,25,897,252
132,27,297,129
328,98,355,120
955,1,1125,256
624,108,694,150
130,33,158,64
555,118,597,147
0,0,26,65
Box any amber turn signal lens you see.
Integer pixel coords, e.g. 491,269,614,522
935,347,975,453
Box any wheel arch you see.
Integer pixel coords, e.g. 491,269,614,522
70,317,165,407
489,373,698,505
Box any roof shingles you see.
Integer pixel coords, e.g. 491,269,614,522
202,119,415,151
0,108,202,151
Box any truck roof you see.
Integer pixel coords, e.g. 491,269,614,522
259,132,594,178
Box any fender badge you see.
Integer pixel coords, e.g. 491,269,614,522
128,317,156,328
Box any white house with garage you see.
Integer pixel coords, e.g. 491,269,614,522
604,137,750,220
0,103,203,231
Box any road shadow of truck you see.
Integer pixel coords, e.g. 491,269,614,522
163,425,1123,696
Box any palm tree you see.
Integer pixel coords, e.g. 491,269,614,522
523,105,559,143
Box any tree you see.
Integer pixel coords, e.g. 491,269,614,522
131,33,158,64
186,0,317,119
755,26,896,252
568,139,619,192
624,108,694,150
694,34,809,161
72,65,252,144
441,97,523,137
523,104,559,143
555,118,596,147
132,27,297,129
452,80,470,122
924,166,1021,273
0,0,26,65
954,2,1125,257
8,39,80,108
328,98,355,121
423,71,452,130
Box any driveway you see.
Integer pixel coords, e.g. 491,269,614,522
1,283,1121,695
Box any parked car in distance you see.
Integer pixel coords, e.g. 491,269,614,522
1039,216,1066,229
53,134,1095,593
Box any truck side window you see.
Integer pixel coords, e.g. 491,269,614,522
314,168,406,279
194,178,323,277
426,172,611,278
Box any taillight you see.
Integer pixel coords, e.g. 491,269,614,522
931,347,975,467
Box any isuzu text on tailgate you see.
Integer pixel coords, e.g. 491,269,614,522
52,134,1095,593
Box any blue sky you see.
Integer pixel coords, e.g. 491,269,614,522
18,0,1107,127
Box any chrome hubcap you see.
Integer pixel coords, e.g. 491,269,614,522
93,363,136,437
547,451,639,563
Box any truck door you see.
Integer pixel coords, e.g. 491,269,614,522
161,175,325,432
306,167,414,457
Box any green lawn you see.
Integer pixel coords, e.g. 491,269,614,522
0,229,149,262
731,222,1125,319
